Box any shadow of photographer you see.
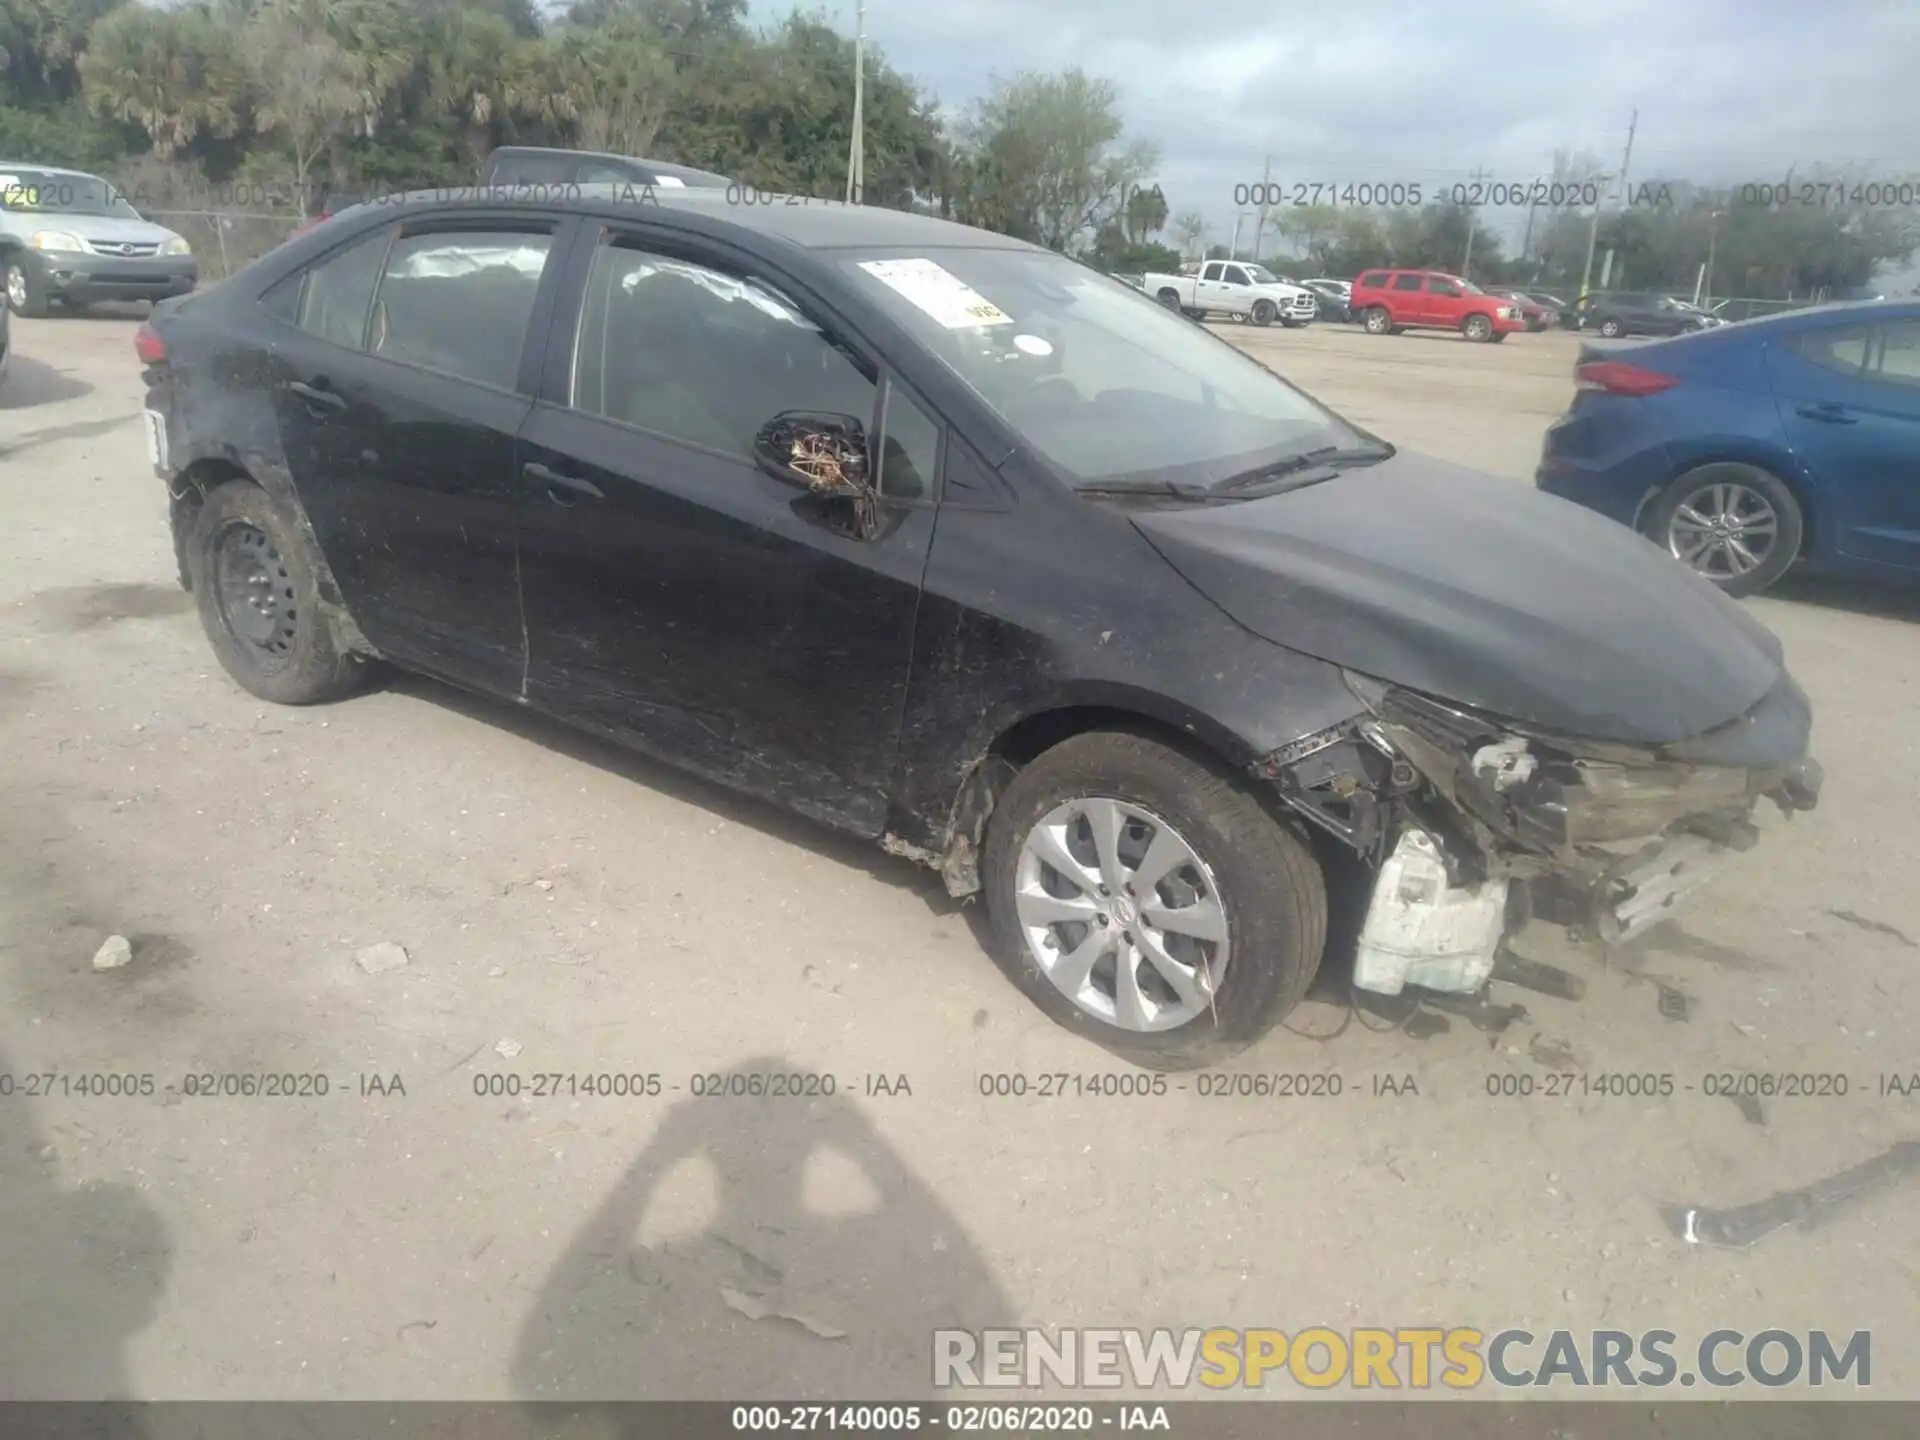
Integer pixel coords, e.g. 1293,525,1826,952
511,1055,1013,1407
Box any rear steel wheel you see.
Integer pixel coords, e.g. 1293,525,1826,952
214,523,299,658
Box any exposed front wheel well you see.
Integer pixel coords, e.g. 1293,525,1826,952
937,705,1316,898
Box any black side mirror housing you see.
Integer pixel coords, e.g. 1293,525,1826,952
752,411,879,538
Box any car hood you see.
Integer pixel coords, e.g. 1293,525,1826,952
1129,450,1787,745
61,214,181,245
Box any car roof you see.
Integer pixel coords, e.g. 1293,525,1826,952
367,186,1038,252
487,146,732,186
0,161,107,179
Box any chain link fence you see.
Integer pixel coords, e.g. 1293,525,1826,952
143,209,306,283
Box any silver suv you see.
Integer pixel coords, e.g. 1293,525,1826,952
0,165,197,316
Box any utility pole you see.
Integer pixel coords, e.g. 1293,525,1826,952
1579,109,1637,299
1253,154,1272,261
845,0,866,204
1460,165,1490,277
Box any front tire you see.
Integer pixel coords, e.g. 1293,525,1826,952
1250,299,1276,326
1646,462,1803,597
5,257,48,318
188,480,365,705
1462,313,1494,342
982,732,1327,1071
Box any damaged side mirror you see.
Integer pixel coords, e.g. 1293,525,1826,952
752,411,880,539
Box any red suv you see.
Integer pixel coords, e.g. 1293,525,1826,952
1350,269,1526,343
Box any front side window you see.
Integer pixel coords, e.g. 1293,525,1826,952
1426,278,1461,296
838,247,1365,491
1223,267,1250,287
366,229,553,389
569,240,876,461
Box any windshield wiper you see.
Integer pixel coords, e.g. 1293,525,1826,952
1078,477,1215,500
1207,443,1392,496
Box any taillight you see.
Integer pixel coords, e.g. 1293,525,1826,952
134,322,166,365
1574,360,1677,396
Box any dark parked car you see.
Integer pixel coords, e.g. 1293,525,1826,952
1538,300,1920,596
480,146,733,192
1480,286,1553,331
138,189,1821,1067
1299,278,1352,322
1568,291,1721,338
1712,298,1803,325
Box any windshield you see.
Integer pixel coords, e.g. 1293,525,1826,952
0,169,139,218
839,247,1362,490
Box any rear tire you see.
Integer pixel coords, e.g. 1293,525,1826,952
187,480,365,705
1646,462,1803,597
1156,288,1182,311
982,731,1327,1071
1599,317,1624,338
1363,305,1394,335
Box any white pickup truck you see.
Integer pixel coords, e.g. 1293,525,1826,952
1142,260,1319,327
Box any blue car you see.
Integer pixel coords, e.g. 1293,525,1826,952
1536,299,1920,597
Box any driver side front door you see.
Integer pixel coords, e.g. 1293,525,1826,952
512,228,944,833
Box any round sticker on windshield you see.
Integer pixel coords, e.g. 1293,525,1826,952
1013,334,1054,356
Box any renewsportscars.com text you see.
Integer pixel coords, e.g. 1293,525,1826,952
933,1327,1871,1390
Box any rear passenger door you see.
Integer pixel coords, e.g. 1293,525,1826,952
511,226,942,833
263,213,571,694
1389,272,1426,323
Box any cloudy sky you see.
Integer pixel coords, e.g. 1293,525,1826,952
785,0,1920,259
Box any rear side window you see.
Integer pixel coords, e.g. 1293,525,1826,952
292,227,392,349
1391,274,1422,292
1789,325,1870,377
1873,320,1920,386
568,239,876,461
366,229,554,390
485,152,575,185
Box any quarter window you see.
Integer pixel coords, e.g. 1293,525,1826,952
365,229,553,390
877,382,941,500
568,239,877,462
292,227,392,350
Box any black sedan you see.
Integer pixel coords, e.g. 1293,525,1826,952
1568,291,1723,338
137,188,1821,1068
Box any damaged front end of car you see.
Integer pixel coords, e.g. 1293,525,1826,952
1255,671,1823,997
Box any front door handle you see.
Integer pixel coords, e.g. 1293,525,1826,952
1796,403,1857,424
524,461,604,504
286,379,346,411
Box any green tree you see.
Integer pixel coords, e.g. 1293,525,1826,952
952,69,1157,251
81,3,245,157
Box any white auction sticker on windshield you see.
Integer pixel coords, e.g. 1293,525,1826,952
859,258,1012,328
1013,333,1053,356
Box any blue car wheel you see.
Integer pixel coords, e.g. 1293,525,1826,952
1645,462,1804,598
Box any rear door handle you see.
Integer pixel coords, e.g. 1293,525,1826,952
523,461,604,504
1796,403,1857,424
286,379,346,411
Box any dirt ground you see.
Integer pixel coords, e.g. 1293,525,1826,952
1,310,1916,1403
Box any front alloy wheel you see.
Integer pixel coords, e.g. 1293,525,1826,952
982,731,1327,1069
1015,797,1228,1032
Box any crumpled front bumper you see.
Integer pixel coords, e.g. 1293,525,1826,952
1259,674,1822,996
